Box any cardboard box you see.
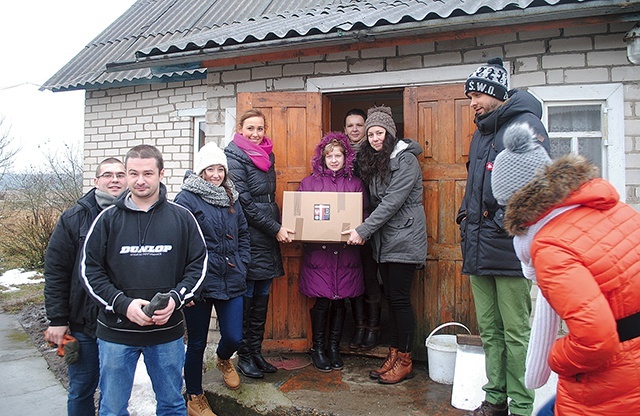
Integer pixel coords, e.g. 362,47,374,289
281,191,363,242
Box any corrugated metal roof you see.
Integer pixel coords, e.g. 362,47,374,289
42,0,631,92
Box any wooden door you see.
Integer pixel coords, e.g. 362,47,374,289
236,92,322,352
404,84,477,360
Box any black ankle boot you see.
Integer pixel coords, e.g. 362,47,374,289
327,302,346,370
309,301,331,372
249,295,277,373
348,296,366,349
360,298,381,351
237,354,263,378
237,296,263,378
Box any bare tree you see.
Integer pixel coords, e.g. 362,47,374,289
0,140,82,271
0,116,19,176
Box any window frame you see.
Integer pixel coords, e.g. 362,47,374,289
529,84,625,201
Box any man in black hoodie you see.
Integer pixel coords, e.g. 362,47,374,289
44,157,126,416
82,145,207,416
457,58,550,416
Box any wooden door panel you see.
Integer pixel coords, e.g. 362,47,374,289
236,92,322,353
404,84,476,361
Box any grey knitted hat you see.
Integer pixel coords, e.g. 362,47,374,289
465,57,509,101
491,123,551,206
364,106,397,138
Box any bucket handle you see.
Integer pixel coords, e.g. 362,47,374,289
425,322,470,347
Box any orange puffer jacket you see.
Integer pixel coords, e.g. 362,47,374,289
505,155,640,415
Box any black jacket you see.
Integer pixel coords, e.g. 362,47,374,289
224,141,284,281
457,89,550,276
44,188,101,337
81,183,208,346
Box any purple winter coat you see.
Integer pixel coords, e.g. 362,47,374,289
298,132,366,299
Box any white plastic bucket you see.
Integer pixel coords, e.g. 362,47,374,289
451,341,487,410
424,322,470,384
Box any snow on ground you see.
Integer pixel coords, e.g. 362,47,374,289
0,269,44,292
0,268,158,414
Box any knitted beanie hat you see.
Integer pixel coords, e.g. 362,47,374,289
491,123,551,206
364,105,397,137
195,141,228,174
465,57,509,101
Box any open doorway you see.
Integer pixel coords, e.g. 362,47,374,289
324,88,405,355
325,89,404,138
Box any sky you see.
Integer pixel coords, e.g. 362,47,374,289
0,1,137,172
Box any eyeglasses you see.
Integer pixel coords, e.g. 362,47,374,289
97,172,126,180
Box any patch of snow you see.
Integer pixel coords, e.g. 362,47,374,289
0,269,44,293
129,356,157,415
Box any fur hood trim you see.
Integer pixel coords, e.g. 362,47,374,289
505,154,599,235
310,131,356,179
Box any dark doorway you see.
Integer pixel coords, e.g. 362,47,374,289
326,89,404,138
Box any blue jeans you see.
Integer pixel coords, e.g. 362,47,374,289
68,331,100,416
245,279,272,297
97,338,186,416
184,296,243,395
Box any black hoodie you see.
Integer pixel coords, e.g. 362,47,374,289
81,183,207,346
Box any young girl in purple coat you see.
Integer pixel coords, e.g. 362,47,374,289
298,131,367,371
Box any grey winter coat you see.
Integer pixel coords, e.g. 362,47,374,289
355,139,427,265
224,140,285,281
457,89,550,276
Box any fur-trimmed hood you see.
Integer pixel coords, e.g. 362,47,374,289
505,154,612,235
310,131,356,179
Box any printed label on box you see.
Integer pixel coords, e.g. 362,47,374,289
314,204,331,220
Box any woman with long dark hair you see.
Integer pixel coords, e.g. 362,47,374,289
343,105,427,385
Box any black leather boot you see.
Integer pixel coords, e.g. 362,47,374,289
237,296,264,378
348,296,366,349
309,301,331,372
360,298,381,351
327,302,346,370
249,295,277,373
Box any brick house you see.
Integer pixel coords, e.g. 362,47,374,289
43,0,640,359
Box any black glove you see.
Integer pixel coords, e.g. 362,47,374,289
142,292,171,317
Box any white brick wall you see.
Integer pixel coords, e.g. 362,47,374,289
83,22,640,207
83,80,207,195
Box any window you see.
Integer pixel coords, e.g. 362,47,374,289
547,104,604,172
529,84,625,201
194,116,206,151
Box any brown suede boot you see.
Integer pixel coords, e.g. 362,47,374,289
187,393,217,416
369,346,398,379
216,357,241,390
378,351,414,384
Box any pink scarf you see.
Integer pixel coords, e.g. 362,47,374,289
232,133,273,172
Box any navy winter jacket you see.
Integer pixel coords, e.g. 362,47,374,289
457,89,550,276
174,187,251,300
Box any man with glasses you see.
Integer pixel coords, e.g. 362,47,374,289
44,157,126,415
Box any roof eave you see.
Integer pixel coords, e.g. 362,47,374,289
104,1,640,73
